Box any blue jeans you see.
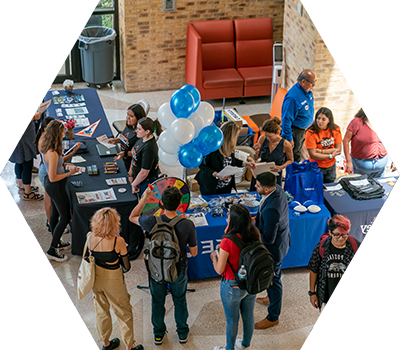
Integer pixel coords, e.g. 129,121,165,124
325,303,360,349
266,261,282,322
220,279,256,350
351,155,388,178
149,270,189,338
380,285,400,345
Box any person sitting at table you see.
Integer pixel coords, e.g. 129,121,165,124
337,313,397,350
195,121,256,196
9,112,44,201
252,117,294,186
35,116,81,233
129,117,162,195
109,103,146,171
305,107,343,183
210,204,260,350
39,120,79,262
89,207,144,350
308,214,360,310
343,108,388,178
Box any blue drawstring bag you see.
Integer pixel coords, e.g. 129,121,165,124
284,160,324,205
364,277,385,310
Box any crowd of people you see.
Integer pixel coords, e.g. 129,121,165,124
9,74,386,349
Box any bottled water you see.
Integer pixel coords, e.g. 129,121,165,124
238,265,247,280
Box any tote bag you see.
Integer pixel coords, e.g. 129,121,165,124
284,160,324,204
77,233,95,300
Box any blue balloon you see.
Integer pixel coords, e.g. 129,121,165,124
170,89,195,119
181,84,201,112
194,125,224,155
178,141,203,169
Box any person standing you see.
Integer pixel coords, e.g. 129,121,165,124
129,186,198,345
308,215,360,310
210,204,260,350
371,208,400,348
89,208,143,350
253,172,290,329
305,107,343,183
343,108,388,178
281,69,316,162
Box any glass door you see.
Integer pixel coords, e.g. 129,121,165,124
32,0,119,84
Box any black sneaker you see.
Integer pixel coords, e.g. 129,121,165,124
131,345,144,350
46,247,68,262
57,238,71,250
103,338,120,350
178,333,189,344
154,332,167,345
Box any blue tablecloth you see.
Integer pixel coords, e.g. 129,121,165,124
43,88,113,139
186,193,330,280
323,176,397,242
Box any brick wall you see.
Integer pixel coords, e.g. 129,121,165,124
118,0,285,93
283,0,400,131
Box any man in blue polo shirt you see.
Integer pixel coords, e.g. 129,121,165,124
281,69,316,162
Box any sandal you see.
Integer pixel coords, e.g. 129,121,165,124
18,185,39,194
23,192,44,201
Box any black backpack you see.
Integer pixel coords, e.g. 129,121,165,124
0,118,10,136
226,234,275,294
143,216,183,283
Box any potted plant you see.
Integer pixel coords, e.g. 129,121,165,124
65,119,76,139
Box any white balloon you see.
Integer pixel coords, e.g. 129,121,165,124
169,118,195,144
157,102,177,129
158,147,180,167
158,130,181,154
188,112,205,138
196,101,215,126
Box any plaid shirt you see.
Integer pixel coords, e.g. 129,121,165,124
308,237,369,308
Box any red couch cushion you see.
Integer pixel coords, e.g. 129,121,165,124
237,66,273,87
234,18,274,68
203,69,243,89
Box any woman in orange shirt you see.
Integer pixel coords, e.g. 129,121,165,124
305,107,342,183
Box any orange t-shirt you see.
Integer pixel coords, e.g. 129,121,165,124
305,126,342,168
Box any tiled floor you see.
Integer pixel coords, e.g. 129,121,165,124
1,81,321,350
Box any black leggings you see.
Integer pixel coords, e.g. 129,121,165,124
44,176,71,248
14,159,34,185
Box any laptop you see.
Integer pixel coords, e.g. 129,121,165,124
96,143,118,157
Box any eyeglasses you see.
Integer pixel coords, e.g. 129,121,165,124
331,232,348,239
305,79,317,86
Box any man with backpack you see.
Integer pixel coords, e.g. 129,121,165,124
308,214,360,310
129,186,198,345
253,172,291,329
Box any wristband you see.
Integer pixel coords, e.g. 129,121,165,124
308,291,317,296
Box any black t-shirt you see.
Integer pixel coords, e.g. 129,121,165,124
119,125,137,152
131,137,159,179
324,244,347,303
138,214,197,270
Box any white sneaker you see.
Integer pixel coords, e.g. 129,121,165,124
235,339,249,350
213,347,226,350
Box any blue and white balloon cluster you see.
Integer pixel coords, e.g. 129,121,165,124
157,85,224,169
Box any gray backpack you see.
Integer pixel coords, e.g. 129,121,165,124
144,216,183,283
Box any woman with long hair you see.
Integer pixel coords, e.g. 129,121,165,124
108,104,146,171
89,207,143,350
211,204,260,350
35,116,81,232
343,108,388,178
129,117,162,195
253,117,293,186
305,107,343,183
195,121,256,195
39,120,79,262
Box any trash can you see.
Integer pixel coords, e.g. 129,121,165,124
78,26,117,86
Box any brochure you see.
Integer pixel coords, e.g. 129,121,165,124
76,189,117,204
105,177,128,186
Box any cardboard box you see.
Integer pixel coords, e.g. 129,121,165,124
187,175,199,192
389,78,400,113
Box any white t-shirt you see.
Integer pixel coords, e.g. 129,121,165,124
378,224,400,295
